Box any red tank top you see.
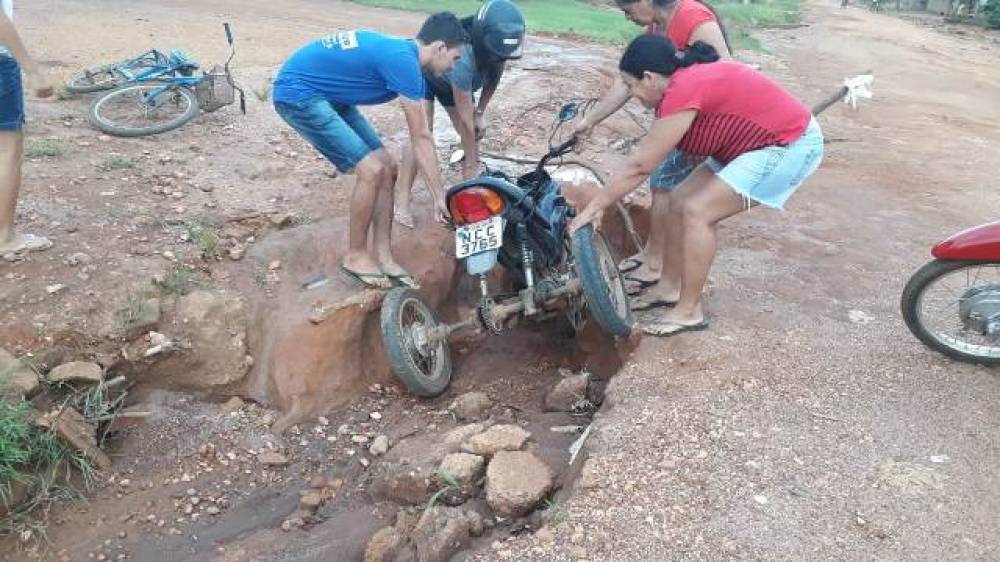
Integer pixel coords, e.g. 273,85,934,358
655,62,811,163
645,0,717,48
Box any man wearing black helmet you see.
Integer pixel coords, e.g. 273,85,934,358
394,0,526,228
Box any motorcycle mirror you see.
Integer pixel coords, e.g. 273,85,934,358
557,103,578,123
224,23,234,46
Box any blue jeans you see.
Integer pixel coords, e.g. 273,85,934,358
649,149,700,191
0,56,24,131
273,97,383,173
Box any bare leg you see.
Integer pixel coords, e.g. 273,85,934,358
642,165,715,304
372,151,411,279
394,100,435,228
0,130,23,244
342,150,390,283
649,174,755,329
0,130,50,256
624,189,671,282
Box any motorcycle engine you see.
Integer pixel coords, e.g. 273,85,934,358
959,284,1000,336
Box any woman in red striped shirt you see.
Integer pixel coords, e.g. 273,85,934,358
570,35,824,336
574,0,730,297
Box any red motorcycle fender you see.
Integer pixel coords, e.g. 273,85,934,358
932,221,1000,261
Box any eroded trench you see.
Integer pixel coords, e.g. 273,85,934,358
82,196,650,561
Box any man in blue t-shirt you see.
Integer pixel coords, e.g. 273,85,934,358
393,0,525,229
273,13,467,289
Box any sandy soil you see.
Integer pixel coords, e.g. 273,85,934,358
2,0,999,560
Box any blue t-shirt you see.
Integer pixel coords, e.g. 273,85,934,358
273,30,425,106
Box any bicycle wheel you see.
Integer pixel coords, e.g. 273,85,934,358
89,82,200,138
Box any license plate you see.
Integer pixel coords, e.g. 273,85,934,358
455,216,503,259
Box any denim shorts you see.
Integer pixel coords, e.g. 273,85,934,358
0,56,24,131
650,148,700,191
273,97,383,173
707,117,824,209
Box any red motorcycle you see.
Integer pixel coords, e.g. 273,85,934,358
902,221,1000,365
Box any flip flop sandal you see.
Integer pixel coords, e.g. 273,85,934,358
339,265,390,289
619,257,644,274
641,319,709,338
387,273,419,289
624,275,657,296
630,297,676,312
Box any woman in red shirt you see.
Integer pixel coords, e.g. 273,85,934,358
574,0,730,299
570,35,824,336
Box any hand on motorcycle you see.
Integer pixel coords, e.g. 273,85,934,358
568,200,604,235
571,118,594,143
433,197,451,225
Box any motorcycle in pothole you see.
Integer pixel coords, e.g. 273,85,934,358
901,220,1000,365
379,103,633,397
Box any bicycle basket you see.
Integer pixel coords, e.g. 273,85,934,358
195,65,235,113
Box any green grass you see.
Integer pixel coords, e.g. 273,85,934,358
23,140,64,159
99,155,136,172
349,0,801,50
156,264,211,295
182,217,222,261
0,396,93,542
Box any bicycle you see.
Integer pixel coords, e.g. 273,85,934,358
65,49,198,94
87,23,246,138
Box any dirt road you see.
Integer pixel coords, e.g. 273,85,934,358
492,2,1000,561
4,0,999,560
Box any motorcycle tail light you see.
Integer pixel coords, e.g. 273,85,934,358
449,188,505,225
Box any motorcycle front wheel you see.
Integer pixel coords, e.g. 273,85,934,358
901,259,1000,365
572,225,633,337
380,287,453,397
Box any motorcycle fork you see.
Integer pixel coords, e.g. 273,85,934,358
518,223,538,316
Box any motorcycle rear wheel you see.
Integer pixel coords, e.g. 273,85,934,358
901,259,1000,365
380,287,453,397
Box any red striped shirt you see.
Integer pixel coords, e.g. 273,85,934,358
655,62,811,163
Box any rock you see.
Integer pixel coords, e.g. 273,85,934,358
449,392,493,421
228,245,245,261
269,213,293,228
67,252,92,266
462,425,530,456
544,372,590,412
369,435,390,456
259,451,289,467
46,284,66,295
370,434,457,505
485,451,554,517
363,526,408,562
143,290,248,389
36,407,112,470
299,492,322,512
123,298,161,339
47,361,103,385
411,506,481,562
220,396,244,413
0,348,40,398
443,423,488,447
438,453,485,487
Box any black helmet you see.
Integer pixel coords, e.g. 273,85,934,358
472,0,526,60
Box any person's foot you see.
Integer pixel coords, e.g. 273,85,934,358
377,258,419,288
0,233,53,260
641,308,708,337
341,253,391,289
